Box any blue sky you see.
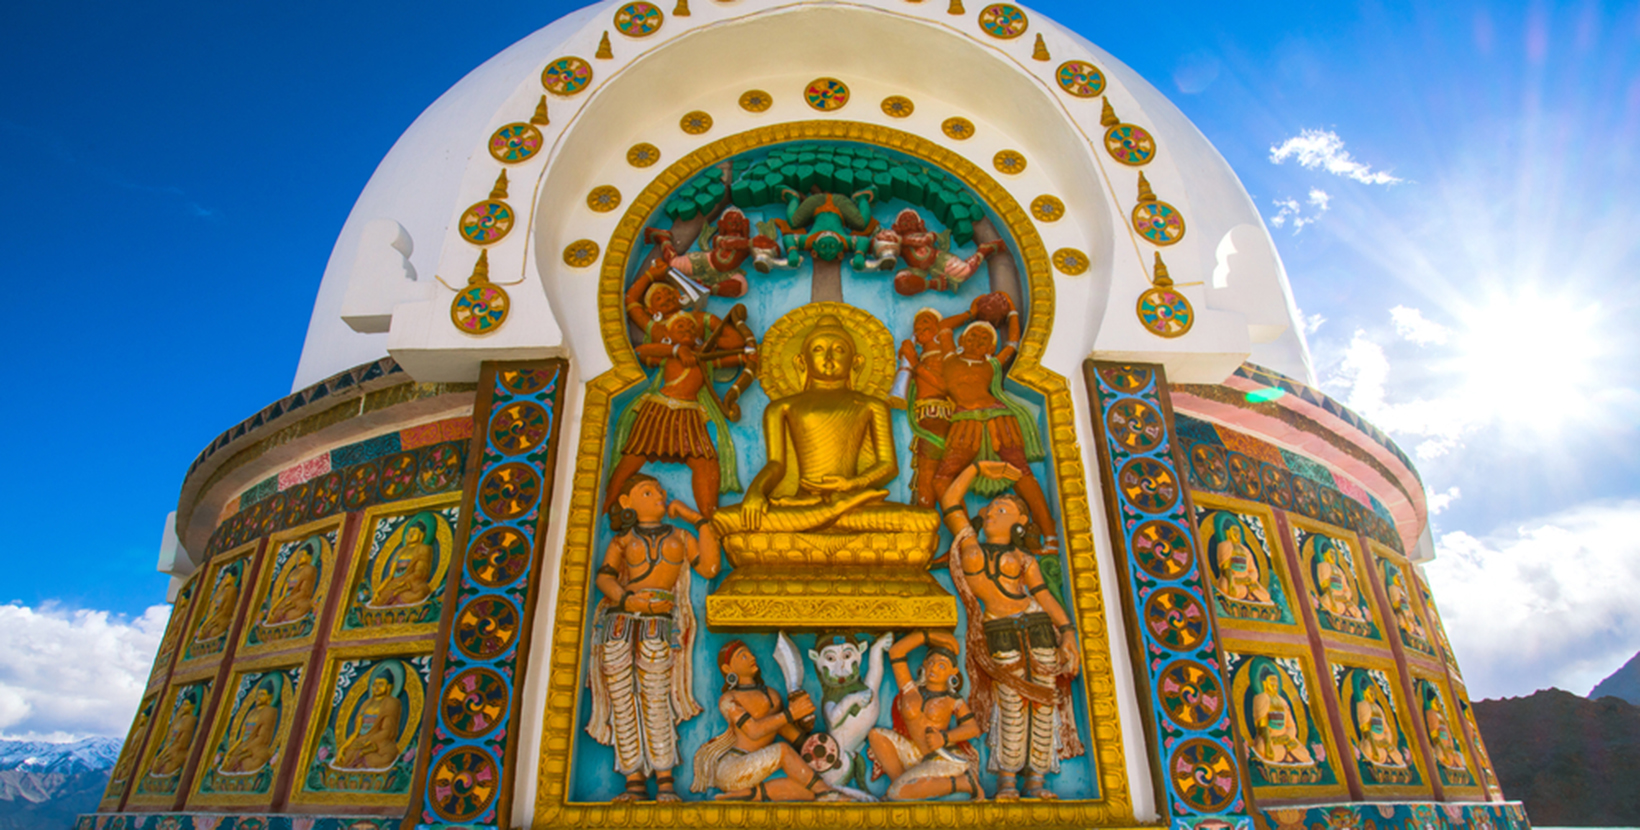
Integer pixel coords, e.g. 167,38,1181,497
0,1,1636,737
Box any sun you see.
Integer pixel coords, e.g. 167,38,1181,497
1453,291,1602,432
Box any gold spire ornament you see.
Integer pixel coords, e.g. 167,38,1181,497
489,171,509,200
530,95,551,126
1032,33,1050,61
596,31,614,60
1101,95,1158,166
1135,252,1194,338
948,0,965,14
673,0,690,15
1100,96,1120,128
1132,172,1187,245
444,250,519,336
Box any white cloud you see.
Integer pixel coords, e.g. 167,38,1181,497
1426,486,1461,515
1389,305,1450,345
1424,500,1640,699
1270,129,1403,185
1269,188,1332,233
0,603,169,740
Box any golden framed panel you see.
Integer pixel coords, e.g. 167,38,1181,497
147,570,204,693
127,678,214,807
1218,636,1349,803
531,119,1132,827
1323,649,1432,799
288,644,435,810
237,515,344,660
100,691,161,810
1367,540,1439,663
185,661,306,809
1447,676,1503,800
1287,514,1385,648
1410,565,1462,672
331,492,462,643
176,541,261,671
1190,491,1303,635
1406,666,1482,798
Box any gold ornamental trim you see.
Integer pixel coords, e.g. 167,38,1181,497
533,119,1134,827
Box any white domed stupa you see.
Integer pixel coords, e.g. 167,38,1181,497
89,3,1524,830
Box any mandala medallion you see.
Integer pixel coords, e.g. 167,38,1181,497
978,3,1029,38
1169,739,1239,812
1190,443,1230,490
993,149,1027,175
586,185,622,213
500,367,556,395
1119,457,1179,513
379,453,417,500
453,596,520,660
488,123,542,164
442,667,510,739
626,142,660,168
804,77,850,111
1262,463,1293,509
541,57,593,96
1030,195,1064,222
418,444,463,493
563,239,600,267
1052,247,1089,275
1227,453,1261,501
1099,365,1153,393
1137,285,1194,338
342,465,378,511
1157,660,1225,730
1055,60,1106,97
1133,200,1186,245
478,462,541,520
310,473,342,518
880,95,914,118
467,526,532,588
428,746,499,821
1105,122,1157,166
679,110,713,134
1106,399,1165,453
458,200,514,245
1144,588,1210,651
1132,520,1194,581
613,2,663,36
941,117,975,140
451,283,509,335
738,90,772,112
489,401,551,454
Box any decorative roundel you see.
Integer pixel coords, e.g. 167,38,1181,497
1169,738,1239,813
1119,457,1180,514
1143,588,1210,651
941,116,975,140
1189,443,1230,490
613,2,663,37
880,95,914,118
1292,476,1320,518
340,465,377,510
1105,122,1157,166
453,596,521,660
467,526,533,588
563,239,600,267
993,150,1027,175
1052,248,1089,275
311,472,343,518
1098,365,1153,393
1228,453,1261,501
1262,463,1293,509
679,110,713,134
379,452,418,500
442,667,510,739
1133,200,1186,245
263,494,287,533
458,200,514,245
586,185,622,213
1137,285,1194,338
978,3,1029,39
805,77,850,111
540,56,593,96
488,123,543,164
738,90,772,112
627,142,660,168
799,732,845,774
478,462,541,520
500,367,555,395
451,284,509,335
1158,661,1226,730
1055,60,1106,97
285,482,315,522
490,401,551,455
1106,399,1165,454
427,746,499,822
1030,195,1064,222
419,444,463,493
1132,520,1195,581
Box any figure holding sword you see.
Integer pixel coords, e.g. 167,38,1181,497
691,639,842,801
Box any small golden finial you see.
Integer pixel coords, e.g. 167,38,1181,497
596,31,614,60
1152,252,1173,287
469,250,491,285
673,0,690,15
1137,172,1157,203
1100,96,1120,128
948,0,965,14
489,171,509,200
530,95,550,126
1032,33,1050,61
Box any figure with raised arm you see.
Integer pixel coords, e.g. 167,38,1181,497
866,630,984,801
690,641,840,802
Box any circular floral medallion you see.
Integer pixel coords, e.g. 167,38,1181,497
1106,399,1166,454
585,185,621,213
442,667,510,739
428,746,499,821
468,526,532,588
880,95,914,118
1056,60,1106,97
1190,443,1230,490
563,239,600,268
1292,476,1320,518
613,2,663,36
263,494,287,534
1132,520,1195,581
1105,122,1157,166
499,367,555,395
804,77,850,111
1262,463,1293,509
1119,457,1179,514
1052,247,1089,275
451,283,509,335
1158,660,1225,730
1143,588,1210,650
1133,200,1186,245
679,110,713,134
1228,453,1261,501
541,57,592,96
379,452,418,500
458,200,514,245
993,149,1027,175
489,401,551,455
978,3,1029,38
342,465,378,511
1031,195,1064,222
738,90,772,112
418,444,463,493
1169,739,1239,812
488,123,542,164
478,462,541,520
1137,285,1194,338
310,473,343,518
941,116,975,140
1098,365,1153,393
626,142,660,168
453,596,520,660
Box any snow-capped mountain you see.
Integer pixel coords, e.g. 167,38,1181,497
0,738,121,777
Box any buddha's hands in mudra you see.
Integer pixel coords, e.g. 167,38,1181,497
800,473,856,494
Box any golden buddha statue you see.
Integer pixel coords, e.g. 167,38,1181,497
219,684,280,774
1250,666,1313,766
700,304,948,629
334,669,405,771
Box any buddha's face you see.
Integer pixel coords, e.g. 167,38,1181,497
1227,527,1243,544
923,654,958,691
800,329,857,384
1262,674,1279,697
371,677,391,697
619,479,668,523
912,311,940,345
959,324,996,356
254,688,272,708
406,527,424,544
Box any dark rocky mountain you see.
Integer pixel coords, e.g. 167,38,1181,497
1473,688,1640,826
1590,651,1640,706
0,738,120,830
